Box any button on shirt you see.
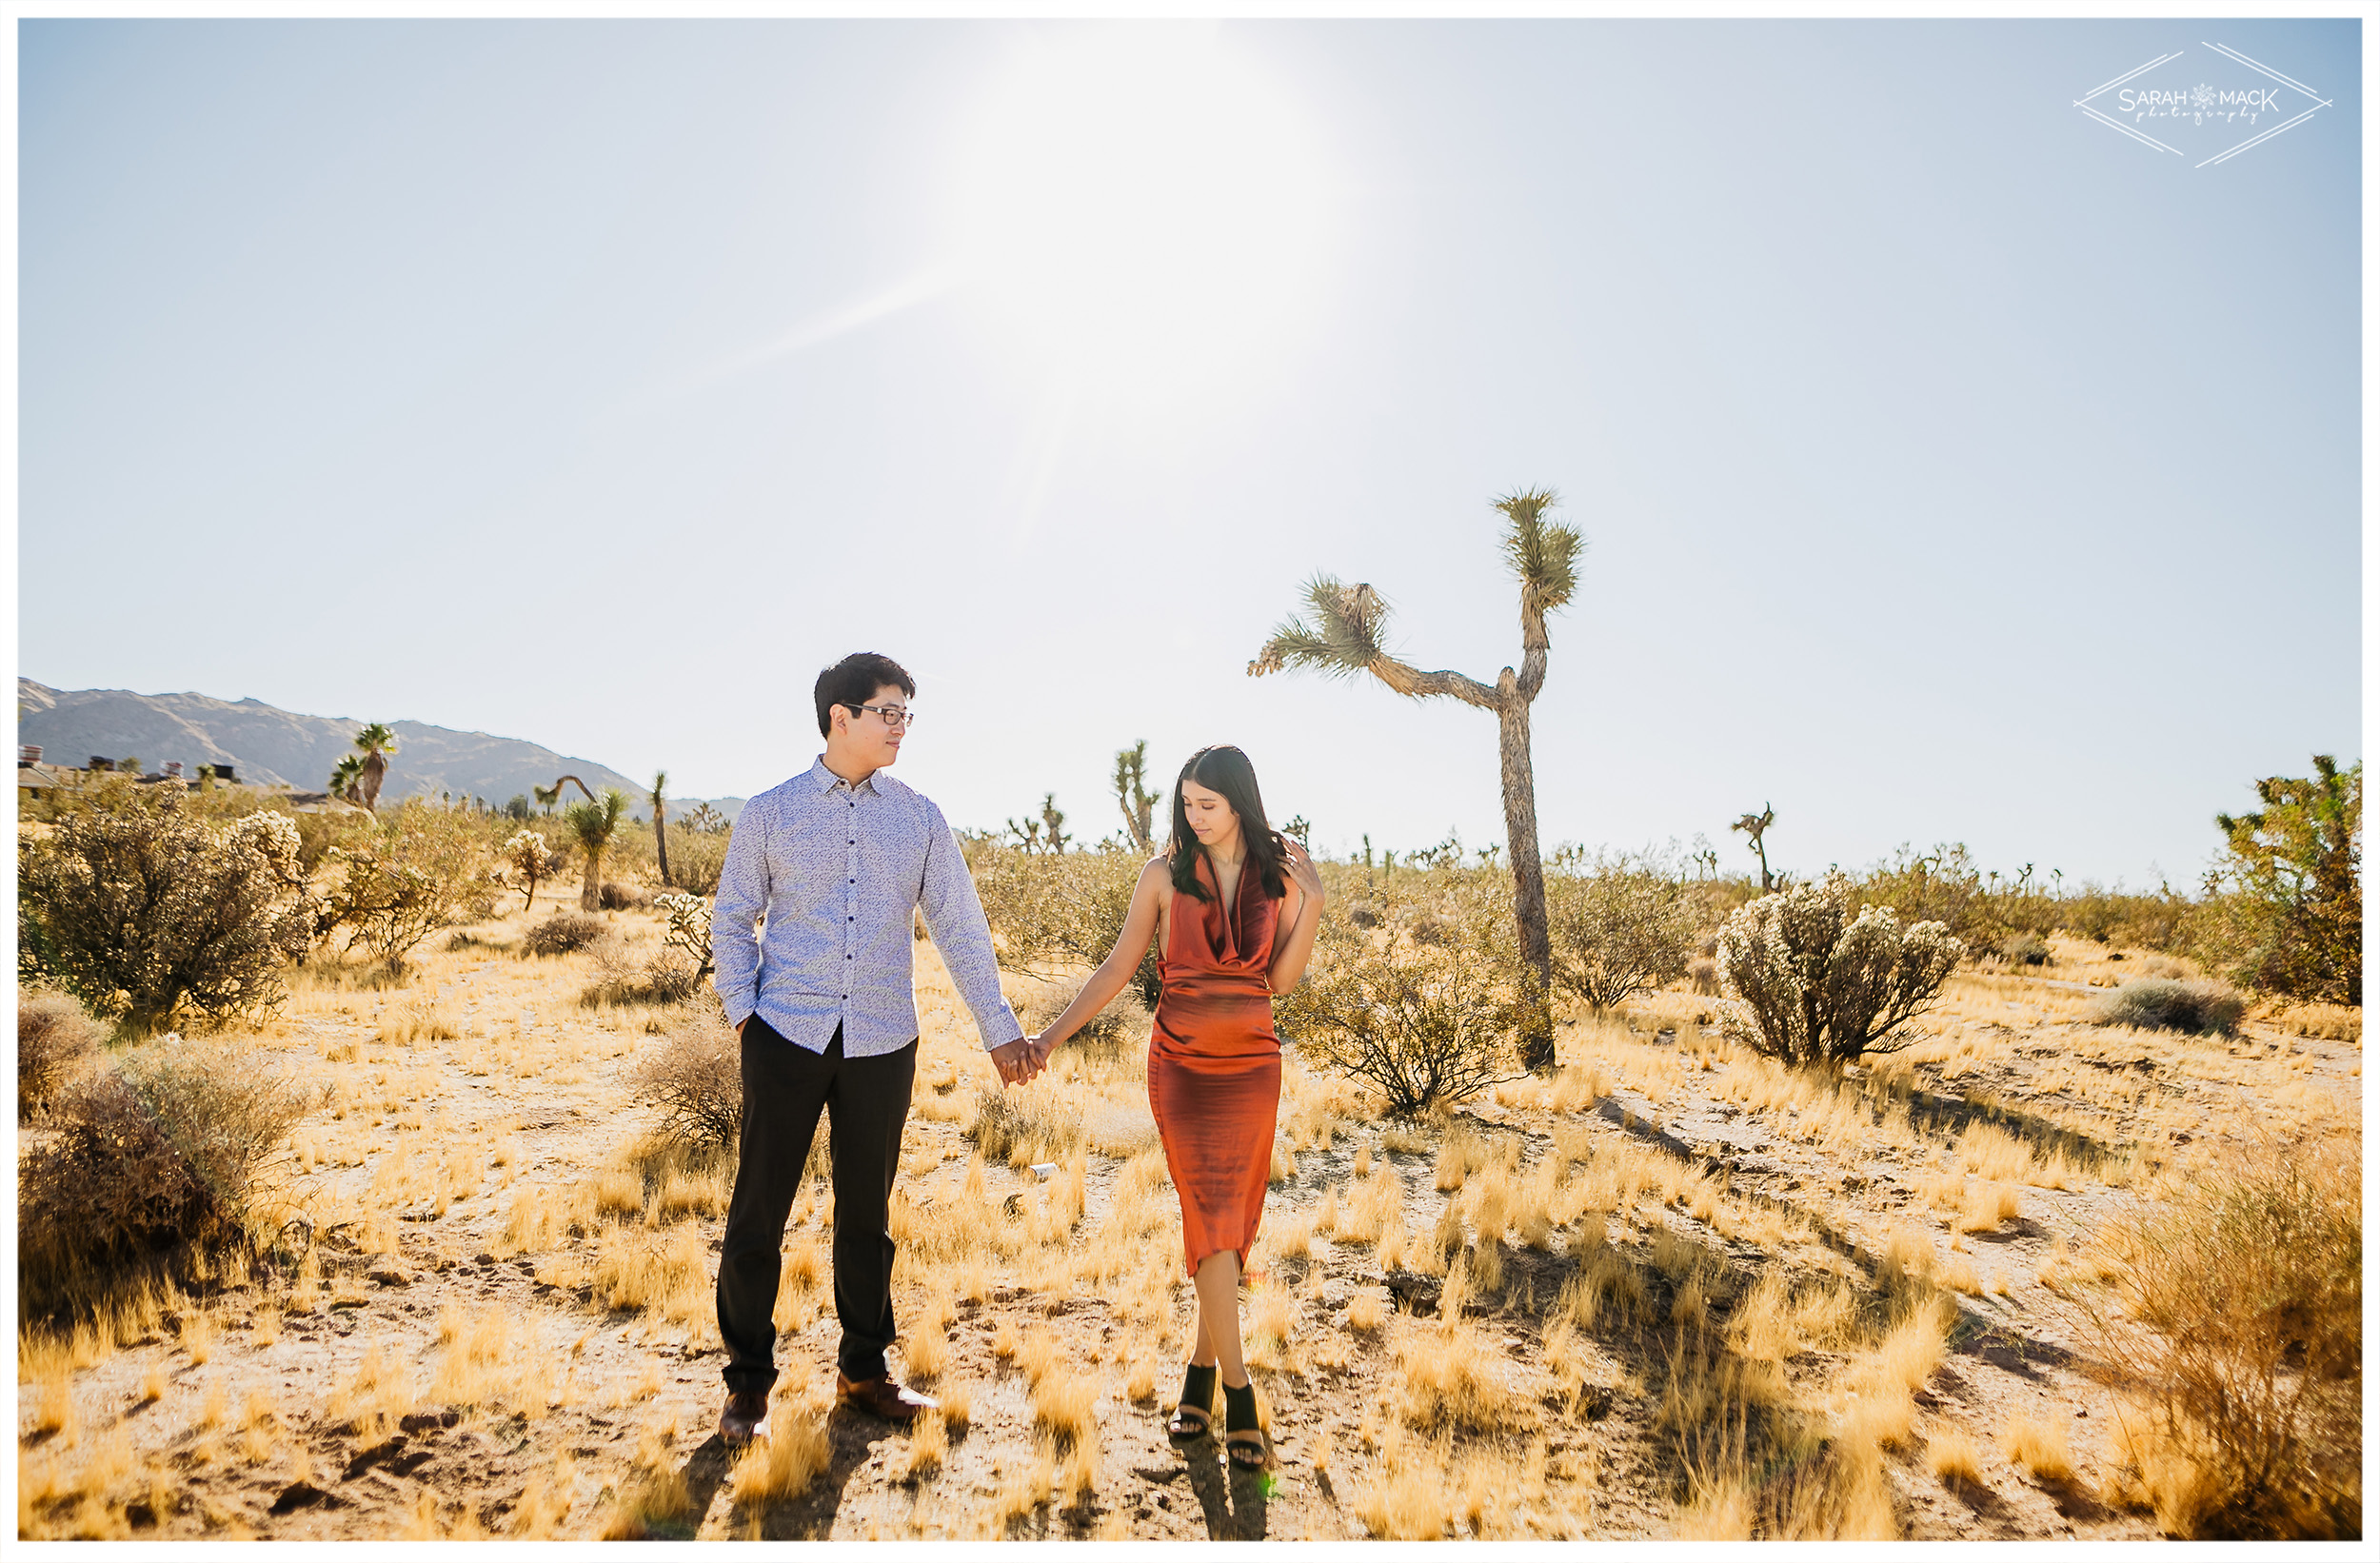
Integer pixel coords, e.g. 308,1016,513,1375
712,757,1021,1057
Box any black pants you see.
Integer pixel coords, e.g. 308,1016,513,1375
715,1017,918,1394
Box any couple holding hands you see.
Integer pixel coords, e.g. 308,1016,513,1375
709,652,1323,1474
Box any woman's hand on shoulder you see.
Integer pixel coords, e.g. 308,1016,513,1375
1280,838,1324,905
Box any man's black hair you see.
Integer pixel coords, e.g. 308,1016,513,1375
815,653,917,738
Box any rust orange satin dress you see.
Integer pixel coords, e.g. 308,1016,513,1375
1147,852,1282,1277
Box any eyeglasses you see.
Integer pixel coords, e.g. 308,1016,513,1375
848,702,917,729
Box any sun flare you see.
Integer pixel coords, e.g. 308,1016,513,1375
948,27,1337,404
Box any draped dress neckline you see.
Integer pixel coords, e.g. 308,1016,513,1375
1171,849,1270,975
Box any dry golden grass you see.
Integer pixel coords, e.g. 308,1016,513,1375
901,1410,949,1483
2001,1412,2075,1482
1929,1426,1985,1486
2270,1002,2359,1041
327,1340,419,1432
599,1443,695,1541
1830,1292,1953,1452
511,1452,578,1537
1389,1258,1530,1434
1955,1180,2023,1234
429,1306,517,1409
727,1384,833,1506
902,1320,948,1383
30,887,2336,1541
1726,1269,1855,1364
585,1223,711,1332
1353,1426,1458,1539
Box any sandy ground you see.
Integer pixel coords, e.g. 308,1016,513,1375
16,903,2362,1541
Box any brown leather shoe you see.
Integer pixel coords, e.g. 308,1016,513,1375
835,1371,936,1425
718,1391,770,1447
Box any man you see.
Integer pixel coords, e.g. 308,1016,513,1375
710,651,1041,1445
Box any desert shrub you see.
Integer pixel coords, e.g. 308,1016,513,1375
500,829,551,911
968,839,1162,1006
524,913,608,957
630,1014,742,1151
2057,880,2197,950
1276,871,1531,1115
286,801,376,874
1716,870,1962,1068
654,892,716,979
664,830,730,897
19,1041,311,1313
2090,978,2245,1036
18,989,102,1120
1543,850,1697,1010
1856,842,2063,946
18,784,315,1035
2191,756,2360,1004
320,800,492,963
1999,932,2052,966
583,935,704,1008
2092,1142,2360,1537
967,1080,1084,1166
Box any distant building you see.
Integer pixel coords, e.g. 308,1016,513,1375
18,753,81,799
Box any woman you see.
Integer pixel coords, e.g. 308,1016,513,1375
1025,744,1324,1471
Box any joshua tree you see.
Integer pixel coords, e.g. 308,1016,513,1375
1732,803,1776,894
2208,754,2363,1003
327,754,366,804
534,775,597,810
564,788,629,911
348,723,399,812
1251,487,1581,1071
650,769,672,888
1006,795,1070,854
1113,741,1160,854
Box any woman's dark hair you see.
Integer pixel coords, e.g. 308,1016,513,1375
1167,745,1287,902
814,652,916,738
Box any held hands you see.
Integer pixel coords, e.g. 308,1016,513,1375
988,1037,1041,1087
988,1032,1066,1087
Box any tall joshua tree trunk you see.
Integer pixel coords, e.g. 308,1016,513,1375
1252,489,1582,1072
1496,674,1553,996
580,843,604,911
651,770,672,889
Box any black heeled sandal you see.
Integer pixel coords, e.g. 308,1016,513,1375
1167,1363,1216,1443
1220,1376,1265,1471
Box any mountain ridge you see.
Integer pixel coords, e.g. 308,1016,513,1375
14,679,744,823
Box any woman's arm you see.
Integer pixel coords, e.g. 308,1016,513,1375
1267,839,1327,994
1030,858,1168,1060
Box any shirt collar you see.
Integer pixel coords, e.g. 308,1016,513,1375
807,756,880,796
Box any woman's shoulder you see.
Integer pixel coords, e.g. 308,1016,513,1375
1140,854,1173,891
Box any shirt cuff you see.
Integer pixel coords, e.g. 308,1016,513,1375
978,1002,1025,1051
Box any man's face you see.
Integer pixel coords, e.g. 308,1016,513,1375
831,683,911,770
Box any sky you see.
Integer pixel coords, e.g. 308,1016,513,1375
16,14,2363,889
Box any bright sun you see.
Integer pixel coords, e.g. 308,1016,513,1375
948,27,1338,406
